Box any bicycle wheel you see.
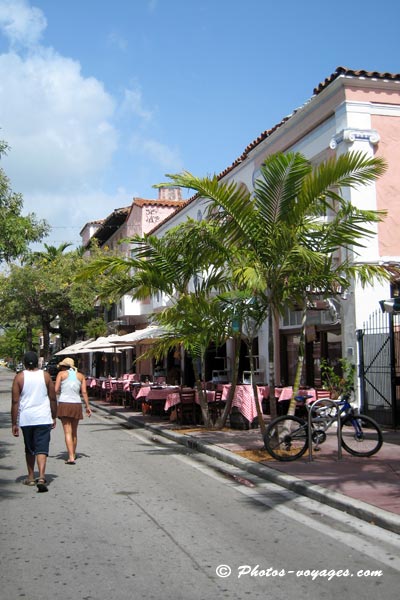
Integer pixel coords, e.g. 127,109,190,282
340,414,383,457
264,415,309,461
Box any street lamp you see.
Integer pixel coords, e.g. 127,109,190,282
379,298,400,314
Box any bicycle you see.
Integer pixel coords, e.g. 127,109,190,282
264,392,383,461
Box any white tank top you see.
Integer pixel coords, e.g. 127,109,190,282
19,370,53,427
58,369,82,404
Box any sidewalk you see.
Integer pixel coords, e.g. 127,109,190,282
90,397,400,535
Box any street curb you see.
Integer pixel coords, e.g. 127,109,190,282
92,402,400,536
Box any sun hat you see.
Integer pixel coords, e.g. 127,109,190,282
57,357,76,369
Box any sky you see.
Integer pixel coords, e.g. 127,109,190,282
0,0,399,249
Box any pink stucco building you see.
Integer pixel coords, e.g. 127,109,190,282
153,67,400,425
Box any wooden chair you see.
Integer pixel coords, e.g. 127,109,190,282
316,389,331,400
176,389,197,425
129,382,142,411
89,379,101,398
101,380,112,402
313,388,341,421
111,381,126,406
208,390,225,424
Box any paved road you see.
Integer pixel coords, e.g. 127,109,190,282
1,367,399,600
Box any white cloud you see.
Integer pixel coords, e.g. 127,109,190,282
121,87,153,122
25,188,131,248
129,135,183,172
0,0,46,48
0,0,183,249
0,48,118,193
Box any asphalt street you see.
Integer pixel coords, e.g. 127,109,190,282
1,367,399,600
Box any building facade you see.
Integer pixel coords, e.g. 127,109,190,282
80,67,400,423
80,188,186,376
150,67,400,421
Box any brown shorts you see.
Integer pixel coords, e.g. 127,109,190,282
57,402,83,420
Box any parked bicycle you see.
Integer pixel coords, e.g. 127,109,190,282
264,392,383,461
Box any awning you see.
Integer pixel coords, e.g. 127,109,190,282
79,335,124,352
80,335,136,352
55,339,95,356
113,325,168,345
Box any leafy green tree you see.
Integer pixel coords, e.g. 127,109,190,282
0,246,110,361
0,140,49,263
26,242,73,265
83,317,108,339
0,323,32,366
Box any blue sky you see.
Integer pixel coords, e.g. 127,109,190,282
0,0,399,248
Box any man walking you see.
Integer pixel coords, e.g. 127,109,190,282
11,351,57,492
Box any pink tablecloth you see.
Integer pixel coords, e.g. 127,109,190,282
218,384,270,423
137,386,180,402
275,387,316,403
86,377,97,388
164,390,215,411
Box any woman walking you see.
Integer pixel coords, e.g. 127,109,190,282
55,357,91,464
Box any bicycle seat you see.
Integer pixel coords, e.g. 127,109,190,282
295,394,313,402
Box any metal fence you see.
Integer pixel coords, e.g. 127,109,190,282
357,309,400,427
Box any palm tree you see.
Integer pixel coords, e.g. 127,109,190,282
159,150,393,416
26,242,73,265
78,220,240,427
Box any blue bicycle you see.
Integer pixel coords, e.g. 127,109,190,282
264,392,383,461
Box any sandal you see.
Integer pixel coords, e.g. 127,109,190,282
23,478,36,486
65,460,76,465
36,478,48,493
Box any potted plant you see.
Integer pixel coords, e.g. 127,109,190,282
320,358,355,399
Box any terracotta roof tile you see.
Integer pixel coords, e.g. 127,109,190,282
313,66,400,95
133,198,187,207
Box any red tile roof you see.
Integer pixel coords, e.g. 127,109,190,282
313,66,400,95
87,206,130,246
133,198,186,208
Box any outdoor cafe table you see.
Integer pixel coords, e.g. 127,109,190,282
135,385,179,401
86,377,132,392
164,385,270,423
274,387,316,404
164,389,215,412
217,384,270,423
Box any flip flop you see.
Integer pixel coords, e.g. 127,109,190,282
65,460,76,465
36,478,48,493
23,479,36,486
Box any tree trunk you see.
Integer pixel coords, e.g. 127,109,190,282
193,354,213,428
287,307,307,416
214,333,241,429
248,344,266,435
41,317,51,362
26,323,33,351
